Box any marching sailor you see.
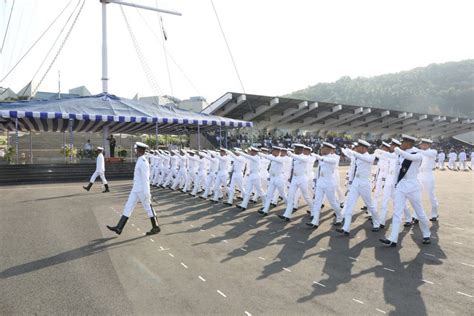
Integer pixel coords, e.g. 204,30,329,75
415,138,439,221
292,146,316,212
336,140,381,235
83,146,109,193
471,150,474,170
183,150,198,193
437,150,446,170
162,150,178,188
258,146,287,215
270,148,292,207
380,135,431,247
224,148,247,206
191,151,209,196
107,142,160,236
447,149,457,170
200,150,219,199
211,148,231,203
278,144,314,221
459,149,467,171
372,142,391,211
306,142,343,228
236,147,265,211
171,150,188,191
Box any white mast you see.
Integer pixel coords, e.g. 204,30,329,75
100,0,181,93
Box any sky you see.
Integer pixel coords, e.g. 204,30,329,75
1,0,473,103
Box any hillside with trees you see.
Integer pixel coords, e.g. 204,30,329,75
286,60,474,118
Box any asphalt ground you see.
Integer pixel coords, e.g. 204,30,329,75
0,167,473,315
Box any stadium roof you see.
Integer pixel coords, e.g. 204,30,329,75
0,93,252,134
202,92,473,138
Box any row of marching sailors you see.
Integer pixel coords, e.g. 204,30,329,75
146,134,436,247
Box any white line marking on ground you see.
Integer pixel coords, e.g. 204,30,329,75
383,267,395,272
181,262,188,269
313,281,326,287
222,240,228,243
455,227,465,230
173,216,177,219
211,234,216,237
283,268,291,272
240,248,247,252
217,290,227,298
168,253,175,258
258,257,265,261
150,239,155,242
269,232,276,235
200,229,205,232
376,308,387,314
320,247,326,251
190,224,194,227
461,262,474,268
421,279,434,284
457,291,473,298
198,276,206,282
349,257,358,261
244,311,252,316
297,241,305,244
424,253,435,257
352,298,364,304
131,223,135,227
136,228,141,231
454,241,463,245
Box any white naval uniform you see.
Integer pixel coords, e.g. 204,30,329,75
293,154,316,209
162,155,178,187
459,151,467,170
259,158,270,192
191,156,208,196
386,147,431,243
416,148,439,218
375,150,411,226
437,152,446,170
281,153,314,218
89,152,108,184
183,154,198,192
201,153,219,198
271,155,292,205
260,153,287,214
341,149,380,232
334,162,344,204
372,154,389,211
122,155,155,218
447,152,457,170
471,152,474,169
310,153,343,225
212,155,231,201
172,154,188,190
158,154,170,185
238,152,265,209
226,153,247,204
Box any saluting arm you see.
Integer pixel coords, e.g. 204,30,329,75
394,147,423,161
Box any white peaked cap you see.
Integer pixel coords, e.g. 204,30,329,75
322,142,336,149
401,134,417,142
420,138,433,144
97,146,104,151
391,138,401,146
381,142,390,148
135,142,149,149
357,139,370,147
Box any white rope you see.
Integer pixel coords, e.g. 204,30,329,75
32,0,85,96
0,0,15,54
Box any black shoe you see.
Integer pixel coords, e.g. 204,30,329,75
422,237,431,244
293,208,298,212
404,222,412,227
211,199,219,204
257,210,267,216
106,215,128,235
379,238,397,247
335,228,349,235
361,206,368,211
83,182,93,191
270,203,277,207
102,184,110,193
429,217,438,222
309,216,314,221
340,203,344,209
306,210,311,215
380,224,385,229
371,227,381,232
333,221,342,227
198,196,205,200
223,202,233,206
236,205,243,209
305,222,318,229
321,204,325,209
146,226,161,235
412,218,419,224
278,215,290,222
251,200,257,204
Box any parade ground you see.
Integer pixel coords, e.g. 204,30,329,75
1,167,473,315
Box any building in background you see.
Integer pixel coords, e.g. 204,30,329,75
179,96,208,112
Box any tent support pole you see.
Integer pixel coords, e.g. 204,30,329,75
219,126,222,148
69,119,74,163
29,130,33,164
155,122,159,149
63,132,66,162
15,117,19,164
197,124,201,150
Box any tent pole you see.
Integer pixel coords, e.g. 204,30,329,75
63,132,66,162
29,130,33,164
101,1,109,93
197,124,201,150
219,126,222,148
155,122,158,149
15,117,19,164
69,119,74,163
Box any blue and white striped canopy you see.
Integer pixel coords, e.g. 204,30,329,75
0,93,253,134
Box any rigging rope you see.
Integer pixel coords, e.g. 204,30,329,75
32,0,85,96
120,5,162,105
210,0,246,94
0,0,74,83
31,0,82,86
1,0,15,54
